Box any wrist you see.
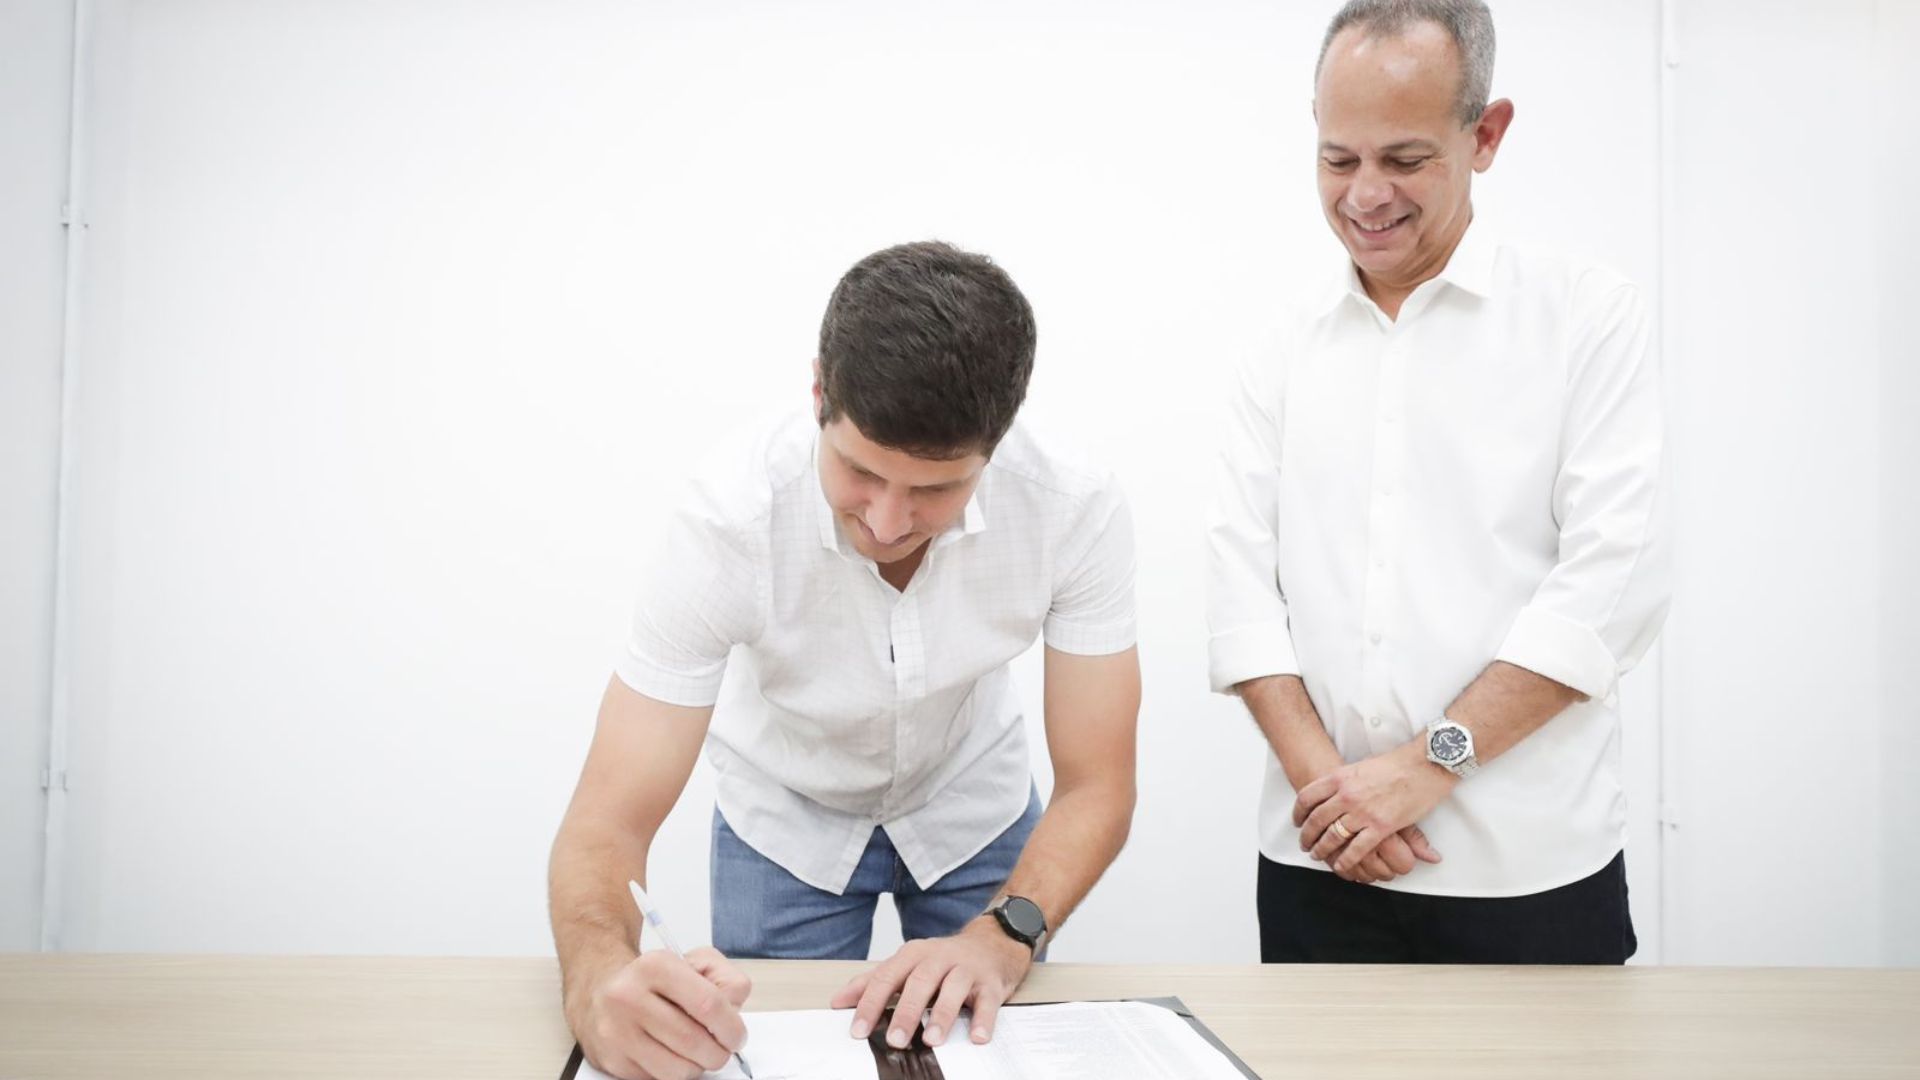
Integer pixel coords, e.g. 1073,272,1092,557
1280,743,1348,789
1402,736,1461,787
980,893,1049,954
562,940,637,1019
1414,718,1475,783
966,914,1036,966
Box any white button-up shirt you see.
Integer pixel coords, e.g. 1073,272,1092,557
1207,225,1670,897
618,412,1136,894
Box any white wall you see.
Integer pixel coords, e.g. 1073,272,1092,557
6,0,1909,967
1877,0,1920,967
0,0,75,952
1658,0,1902,965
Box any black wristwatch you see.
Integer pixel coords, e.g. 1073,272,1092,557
987,895,1048,953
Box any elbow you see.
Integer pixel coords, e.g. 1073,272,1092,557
1101,772,1138,849
1053,768,1136,835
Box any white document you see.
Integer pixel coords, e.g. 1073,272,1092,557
573,1009,872,1080
934,1001,1247,1080
571,1001,1246,1080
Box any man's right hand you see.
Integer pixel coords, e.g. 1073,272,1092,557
572,947,753,1080
1333,825,1441,885
1231,677,1442,887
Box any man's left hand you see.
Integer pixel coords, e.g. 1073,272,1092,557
830,916,1033,1050
1293,740,1458,874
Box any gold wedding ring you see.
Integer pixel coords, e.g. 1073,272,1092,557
1329,819,1353,842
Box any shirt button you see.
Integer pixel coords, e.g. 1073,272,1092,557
1368,715,1383,728
1369,632,1383,645
1373,557,1386,569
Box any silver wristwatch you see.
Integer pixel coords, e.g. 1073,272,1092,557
1424,717,1480,778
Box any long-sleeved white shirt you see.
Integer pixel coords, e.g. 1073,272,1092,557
618,412,1136,895
1207,224,1670,897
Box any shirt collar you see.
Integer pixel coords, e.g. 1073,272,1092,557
812,434,842,553
811,432,989,559
1433,217,1497,299
1316,216,1499,318
1315,259,1370,319
937,483,988,549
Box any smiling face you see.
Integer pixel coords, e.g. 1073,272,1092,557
816,406,985,567
1314,21,1512,309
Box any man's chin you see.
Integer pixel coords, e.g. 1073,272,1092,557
1348,246,1418,282
871,543,921,564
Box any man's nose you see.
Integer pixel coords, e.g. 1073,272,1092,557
1347,165,1394,214
865,490,912,545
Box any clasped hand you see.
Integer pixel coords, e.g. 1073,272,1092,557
1292,740,1454,884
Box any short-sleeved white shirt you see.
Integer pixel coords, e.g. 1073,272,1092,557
618,411,1136,894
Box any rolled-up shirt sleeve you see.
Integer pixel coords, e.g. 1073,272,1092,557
1206,342,1302,693
1495,280,1671,699
615,488,764,708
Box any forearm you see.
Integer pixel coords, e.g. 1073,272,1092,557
1236,674,1344,789
549,679,711,1023
1018,645,1140,936
994,774,1134,934
549,816,650,1018
1444,660,1585,763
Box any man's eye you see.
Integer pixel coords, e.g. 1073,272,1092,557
1323,158,1358,171
1390,157,1428,170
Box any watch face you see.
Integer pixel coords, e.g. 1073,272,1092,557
1001,897,1046,939
1430,726,1470,763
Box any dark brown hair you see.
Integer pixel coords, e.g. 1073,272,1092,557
816,241,1037,459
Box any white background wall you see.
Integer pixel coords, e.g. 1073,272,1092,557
2,0,1912,966
1876,0,1920,969
0,0,74,952
1660,0,1903,966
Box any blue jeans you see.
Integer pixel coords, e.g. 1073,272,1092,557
711,788,1042,960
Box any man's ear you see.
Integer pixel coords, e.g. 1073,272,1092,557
812,358,826,424
1471,98,1515,172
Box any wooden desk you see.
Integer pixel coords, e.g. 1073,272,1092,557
2,955,1916,1079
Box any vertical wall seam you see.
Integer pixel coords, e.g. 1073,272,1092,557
1654,0,1682,966
41,0,93,953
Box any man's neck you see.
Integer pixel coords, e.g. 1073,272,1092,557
1358,273,1420,321
878,541,931,592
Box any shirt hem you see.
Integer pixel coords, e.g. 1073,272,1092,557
1256,842,1627,899
892,786,1033,890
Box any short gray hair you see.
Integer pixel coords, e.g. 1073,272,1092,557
1316,0,1496,126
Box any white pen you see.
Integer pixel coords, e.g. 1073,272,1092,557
628,880,755,1079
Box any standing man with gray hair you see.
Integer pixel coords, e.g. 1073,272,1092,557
1207,0,1669,963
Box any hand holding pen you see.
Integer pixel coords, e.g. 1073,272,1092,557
566,880,755,1080
629,881,756,1079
